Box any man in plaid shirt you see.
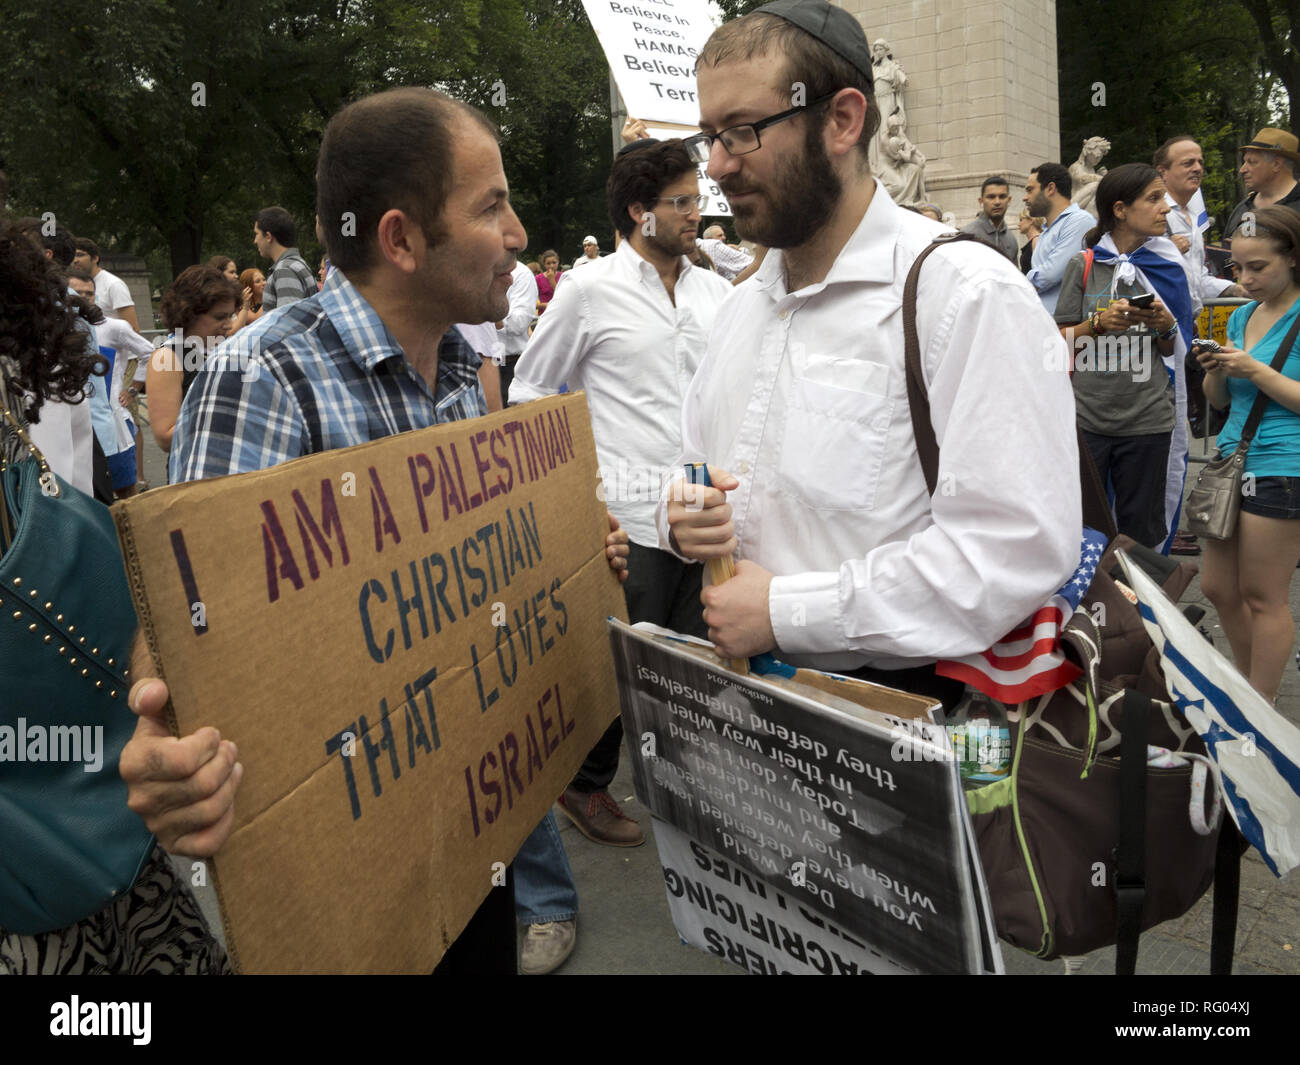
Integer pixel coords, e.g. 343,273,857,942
120,87,630,975
254,206,317,311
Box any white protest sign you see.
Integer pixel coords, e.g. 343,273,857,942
653,819,912,975
644,125,731,217
580,0,717,126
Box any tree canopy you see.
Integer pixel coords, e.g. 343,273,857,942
1,0,1291,287
0,0,614,280
1057,0,1288,239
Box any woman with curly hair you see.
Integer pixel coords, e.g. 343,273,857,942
0,219,230,975
146,264,240,453
230,266,266,334
0,220,105,495
206,254,239,283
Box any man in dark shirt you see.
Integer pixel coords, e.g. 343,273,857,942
1223,128,1300,238
960,176,1018,261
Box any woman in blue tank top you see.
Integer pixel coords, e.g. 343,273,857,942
1198,205,1300,703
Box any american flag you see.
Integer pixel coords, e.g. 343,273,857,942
935,527,1108,703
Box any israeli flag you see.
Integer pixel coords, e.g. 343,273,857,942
1119,551,1300,876
1189,188,1211,232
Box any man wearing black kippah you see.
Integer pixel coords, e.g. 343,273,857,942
659,0,1081,703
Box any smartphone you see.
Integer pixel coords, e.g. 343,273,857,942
1192,338,1223,354
1127,291,1156,309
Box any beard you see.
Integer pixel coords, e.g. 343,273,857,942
643,218,697,259
721,119,842,249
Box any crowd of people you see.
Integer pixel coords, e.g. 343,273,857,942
2,0,1300,977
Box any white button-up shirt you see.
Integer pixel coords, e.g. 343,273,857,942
512,239,734,547
496,260,537,357
1164,191,1235,315
656,182,1081,672
697,238,753,281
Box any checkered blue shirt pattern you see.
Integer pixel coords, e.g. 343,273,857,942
170,269,487,483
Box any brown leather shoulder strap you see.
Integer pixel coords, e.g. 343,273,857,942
902,233,986,494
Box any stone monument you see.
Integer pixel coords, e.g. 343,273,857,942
1069,136,1111,218
880,114,930,204
839,0,1061,228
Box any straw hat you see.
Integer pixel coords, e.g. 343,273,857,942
1239,128,1300,166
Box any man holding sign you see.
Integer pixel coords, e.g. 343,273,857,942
659,0,1080,702
118,87,630,974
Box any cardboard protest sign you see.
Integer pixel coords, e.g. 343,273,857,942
580,0,717,126
610,621,1000,974
644,125,732,217
113,394,627,973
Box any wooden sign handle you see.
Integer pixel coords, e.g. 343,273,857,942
685,463,748,675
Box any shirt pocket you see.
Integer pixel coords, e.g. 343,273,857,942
777,375,893,511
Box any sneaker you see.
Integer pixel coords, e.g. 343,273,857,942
556,786,645,847
520,919,576,975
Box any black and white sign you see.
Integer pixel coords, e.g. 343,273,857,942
580,0,717,127
610,620,1000,974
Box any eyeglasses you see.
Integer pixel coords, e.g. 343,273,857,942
653,194,707,214
683,91,841,163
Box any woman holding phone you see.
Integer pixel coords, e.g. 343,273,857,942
1054,162,1192,548
1197,205,1300,703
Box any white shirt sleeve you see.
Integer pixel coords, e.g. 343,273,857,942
1201,272,1235,300
508,272,592,405
497,265,536,352
766,263,1082,660
699,238,753,278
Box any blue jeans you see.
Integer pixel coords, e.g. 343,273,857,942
513,812,578,925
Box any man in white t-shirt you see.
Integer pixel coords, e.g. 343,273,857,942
73,237,140,332
571,235,602,268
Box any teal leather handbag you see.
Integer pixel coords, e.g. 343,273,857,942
0,400,154,935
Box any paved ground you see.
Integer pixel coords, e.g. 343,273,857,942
141,423,1299,976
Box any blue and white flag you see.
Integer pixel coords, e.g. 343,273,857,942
1119,551,1300,876
1189,188,1211,232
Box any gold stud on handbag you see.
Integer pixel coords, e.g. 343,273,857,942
0,386,155,934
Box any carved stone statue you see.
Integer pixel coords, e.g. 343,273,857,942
1070,136,1111,217
869,39,909,173
869,41,928,204
871,39,908,132
880,114,929,205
